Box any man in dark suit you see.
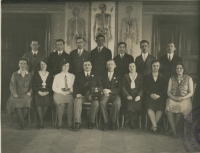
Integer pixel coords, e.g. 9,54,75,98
100,60,121,131
69,37,90,75
22,40,45,75
47,39,71,76
91,34,112,75
73,60,103,131
159,42,183,80
113,42,134,79
135,40,156,76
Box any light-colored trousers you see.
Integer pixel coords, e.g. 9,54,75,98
100,95,121,123
74,97,99,123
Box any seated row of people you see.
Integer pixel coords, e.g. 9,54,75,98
7,57,194,139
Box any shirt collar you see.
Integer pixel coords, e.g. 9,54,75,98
61,71,68,76
32,50,38,54
17,70,28,74
142,52,148,56
84,71,91,76
58,50,63,54
78,48,83,52
167,53,174,57
98,46,104,50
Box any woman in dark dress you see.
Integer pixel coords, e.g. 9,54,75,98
7,59,32,129
144,60,166,133
33,59,53,129
122,62,143,129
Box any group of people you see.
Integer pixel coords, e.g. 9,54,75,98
7,34,194,138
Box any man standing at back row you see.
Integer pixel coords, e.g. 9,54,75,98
91,34,112,75
159,42,183,80
22,40,45,75
135,40,156,76
70,37,90,75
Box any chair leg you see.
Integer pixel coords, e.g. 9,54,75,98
52,109,55,126
139,115,142,130
145,113,148,130
117,116,119,128
55,106,58,126
121,114,124,128
99,115,101,127
10,113,13,126
28,109,30,127
95,113,98,128
34,111,37,125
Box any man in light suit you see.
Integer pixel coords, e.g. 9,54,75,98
73,60,102,131
69,37,90,75
159,42,183,80
91,34,112,75
113,42,134,79
100,60,121,131
135,40,156,76
47,39,71,76
22,40,45,75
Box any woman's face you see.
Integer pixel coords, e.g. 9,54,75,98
176,65,184,75
62,63,70,72
40,61,47,71
152,62,160,72
129,63,136,73
19,60,27,71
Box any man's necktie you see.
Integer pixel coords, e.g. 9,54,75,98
33,53,36,58
169,55,171,61
65,75,68,89
98,47,101,53
143,54,146,62
86,72,90,79
78,50,81,57
58,52,61,57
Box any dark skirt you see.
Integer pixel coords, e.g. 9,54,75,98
126,99,142,112
145,96,165,111
34,88,53,106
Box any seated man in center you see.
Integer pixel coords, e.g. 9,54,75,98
73,60,103,131
100,60,121,131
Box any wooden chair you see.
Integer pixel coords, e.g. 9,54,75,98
10,109,31,126
98,102,120,128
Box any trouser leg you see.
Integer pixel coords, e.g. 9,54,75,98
110,96,121,123
89,100,99,123
99,95,109,123
74,98,83,123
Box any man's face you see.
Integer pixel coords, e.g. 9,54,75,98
96,37,105,47
77,39,85,49
30,41,40,51
83,62,92,72
118,44,126,54
107,60,116,72
140,42,149,53
167,43,176,53
19,60,27,71
56,41,64,51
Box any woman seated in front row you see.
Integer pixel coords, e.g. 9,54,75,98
122,62,143,129
144,60,166,133
7,59,32,130
52,60,75,129
33,58,53,129
166,62,193,138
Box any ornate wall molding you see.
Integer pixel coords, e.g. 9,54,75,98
143,4,200,15
2,4,65,13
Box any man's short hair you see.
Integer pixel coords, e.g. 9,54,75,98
140,40,149,46
76,37,85,42
167,42,175,47
31,40,39,44
117,42,127,48
107,59,116,65
83,60,92,65
56,39,65,44
96,34,105,41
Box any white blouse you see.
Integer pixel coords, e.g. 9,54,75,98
52,72,75,93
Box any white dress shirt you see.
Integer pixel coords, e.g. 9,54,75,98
52,72,75,93
142,52,148,61
57,50,63,55
32,50,38,55
167,53,174,61
84,71,91,77
98,46,104,52
120,53,125,58
108,71,114,81
78,49,83,55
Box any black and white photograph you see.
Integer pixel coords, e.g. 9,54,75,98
1,0,200,153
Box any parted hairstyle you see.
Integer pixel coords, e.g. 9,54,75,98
59,59,70,71
175,62,187,75
150,60,160,70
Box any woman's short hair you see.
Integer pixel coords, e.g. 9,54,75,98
40,58,48,65
150,60,160,70
19,58,28,65
60,59,70,71
175,62,187,75
117,42,127,48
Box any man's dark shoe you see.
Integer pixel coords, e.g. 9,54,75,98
111,123,117,131
88,122,93,129
74,123,81,131
102,123,108,131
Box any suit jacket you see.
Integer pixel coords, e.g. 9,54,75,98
47,51,71,76
73,71,103,97
91,46,112,75
159,54,183,80
122,73,143,98
22,51,45,74
135,54,156,76
69,49,90,75
100,72,121,95
113,53,134,79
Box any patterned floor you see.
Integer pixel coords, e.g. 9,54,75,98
1,111,189,153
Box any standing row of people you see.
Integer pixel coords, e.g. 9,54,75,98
7,35,194,138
